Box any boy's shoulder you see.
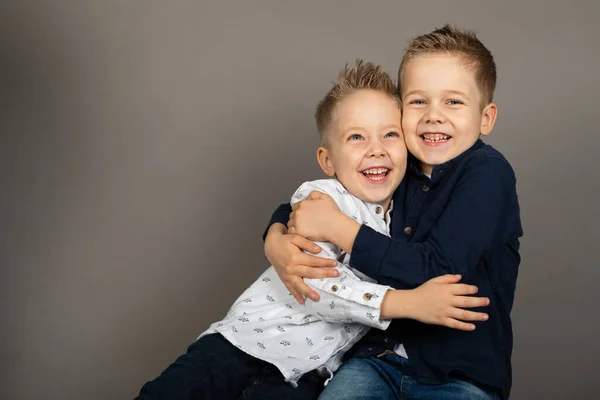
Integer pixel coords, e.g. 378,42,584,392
458,141,517,183
291,179,350,205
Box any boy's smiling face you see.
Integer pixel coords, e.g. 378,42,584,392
317,89,406,211
401,53,497,175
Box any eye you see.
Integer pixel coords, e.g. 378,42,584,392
447,99,464,105
385,131,400,138
348,134,363,141
408,99,426,105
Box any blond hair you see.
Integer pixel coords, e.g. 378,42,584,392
316,59,399,146
399,24,497,106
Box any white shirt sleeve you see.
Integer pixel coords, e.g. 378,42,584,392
290,180,392,330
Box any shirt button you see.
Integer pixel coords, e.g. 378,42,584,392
375,206,383,214
403,226,412,235
363,293,372,300
331,285,339,292
421,184,430,192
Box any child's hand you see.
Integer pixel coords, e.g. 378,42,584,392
264,223,338,304
406,274,490,331
288,191,343,242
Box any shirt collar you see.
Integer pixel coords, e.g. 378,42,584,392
408,139,485,183
364,200,393,220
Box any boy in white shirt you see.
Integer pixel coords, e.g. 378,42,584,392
136,60,489,400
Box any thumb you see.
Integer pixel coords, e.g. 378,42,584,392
308,190,326,200
428,274,462,284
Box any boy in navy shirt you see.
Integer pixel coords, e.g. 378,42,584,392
264,24,522,399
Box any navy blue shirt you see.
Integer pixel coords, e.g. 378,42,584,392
265,140,522,399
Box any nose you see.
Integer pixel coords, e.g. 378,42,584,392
424,103,446,124
367,138,386,158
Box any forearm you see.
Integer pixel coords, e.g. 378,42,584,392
262,203,292,241
325,213,362,254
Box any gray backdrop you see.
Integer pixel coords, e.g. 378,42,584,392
2,1,599,399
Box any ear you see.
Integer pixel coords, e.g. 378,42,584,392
317,146,336,177
480,102,498,136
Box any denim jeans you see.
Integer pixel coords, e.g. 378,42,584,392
318,353,500,400
136,333,325,400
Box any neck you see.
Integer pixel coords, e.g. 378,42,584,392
379,198,392,213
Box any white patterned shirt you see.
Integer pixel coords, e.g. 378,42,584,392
200,179,395,386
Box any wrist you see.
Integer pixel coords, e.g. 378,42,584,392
380,290,411,319
267,223,287,238
265,223,287,261
328,213,361,253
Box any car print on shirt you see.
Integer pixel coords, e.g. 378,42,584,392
277,326,286,332
280,340,291,346
305,337,314,346
257,342,266,350
262,277,271,282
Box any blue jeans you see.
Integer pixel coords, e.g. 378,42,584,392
136,333,325,400
318,353,500,400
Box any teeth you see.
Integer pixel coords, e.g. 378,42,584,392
422,133,450,143
363,168,388,175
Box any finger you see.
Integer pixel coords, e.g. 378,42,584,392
452,296,490,309
450,283,479,295
299,252,339,269
285,282,305,305
429,274,462,284
288,226,297,234
291,278,320,302
291,234,321,254
444,318,476,331
448,308,489,322
291,202,300,211
295,264,339,279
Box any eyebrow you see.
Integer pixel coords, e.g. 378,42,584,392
402,89,426,98
341,124,401,134
444,89,470,98
402,89,470,98
341,126,367,134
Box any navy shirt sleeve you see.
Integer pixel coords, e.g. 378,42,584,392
350,154,522,288
262,203,292,241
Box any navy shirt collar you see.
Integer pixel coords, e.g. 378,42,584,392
408,139,485,183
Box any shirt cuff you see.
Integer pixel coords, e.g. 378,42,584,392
306,268,393,329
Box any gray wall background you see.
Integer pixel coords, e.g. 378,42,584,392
1,1,598,399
